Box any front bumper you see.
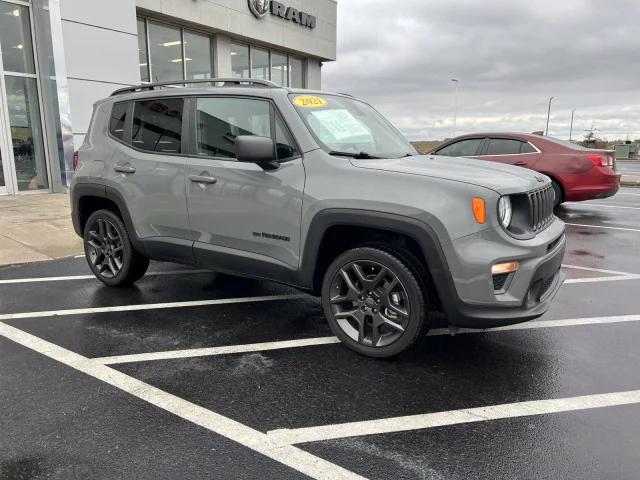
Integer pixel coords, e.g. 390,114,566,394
435,219,566,328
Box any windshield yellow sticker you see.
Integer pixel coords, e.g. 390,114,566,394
293,96,327,108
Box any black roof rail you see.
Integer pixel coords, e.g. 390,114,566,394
111,78,281,97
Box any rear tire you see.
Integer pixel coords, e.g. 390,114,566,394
321,247,427,358
551,180,563,206
83,209,149,287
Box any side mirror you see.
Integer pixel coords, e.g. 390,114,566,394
235,135,278,169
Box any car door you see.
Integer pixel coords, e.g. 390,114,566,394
105,97,192,261
185,95,305,278
476,137,542,168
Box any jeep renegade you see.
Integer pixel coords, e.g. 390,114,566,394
71,79,566,358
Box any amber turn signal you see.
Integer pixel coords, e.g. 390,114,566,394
492,261,520,275
472,197,486,224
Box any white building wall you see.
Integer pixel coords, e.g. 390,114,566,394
136,0,337,61
61,0,140,148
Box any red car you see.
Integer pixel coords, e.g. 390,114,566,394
430,133,621,205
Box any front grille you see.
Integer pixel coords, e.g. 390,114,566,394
528,184,555,232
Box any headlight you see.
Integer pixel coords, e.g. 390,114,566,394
498,196,513,229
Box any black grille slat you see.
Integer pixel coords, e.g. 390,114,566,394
527,184,555,233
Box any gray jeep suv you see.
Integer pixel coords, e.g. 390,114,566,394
71,79,566,358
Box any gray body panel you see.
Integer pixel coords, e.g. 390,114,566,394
71,84,566,328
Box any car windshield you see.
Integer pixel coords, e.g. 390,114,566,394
290,94,417,159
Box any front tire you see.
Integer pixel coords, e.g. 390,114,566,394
321,247,427,358
83,209,149,287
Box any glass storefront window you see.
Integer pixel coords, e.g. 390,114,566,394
0,2,36,74
137,19,150,82
231,42,249,78
147,21,183,82
5,76,48,191
290,56,304,88
251,47,269,81
184,31,212,80
271,52,288,87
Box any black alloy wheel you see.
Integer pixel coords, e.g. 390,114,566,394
83,209,149,286
322,247,427,358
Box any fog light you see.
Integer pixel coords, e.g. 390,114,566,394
492,261,519,275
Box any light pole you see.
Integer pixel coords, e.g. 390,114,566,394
451,78,459,136
569,108,576,141
545,96,554,136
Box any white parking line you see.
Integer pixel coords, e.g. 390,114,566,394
565,223,640,233
0,269,212,285
0,321,364,480
93,315,640,365
565,275,640,284
267,389,640,445
562,264,637,277
560,265,640,283
566,203,640,211
0,294,308,321
617,192,640,197
97,337,341,365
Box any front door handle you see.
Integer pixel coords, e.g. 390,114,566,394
114,165,136,174
189,174,217,185
514,161,528,166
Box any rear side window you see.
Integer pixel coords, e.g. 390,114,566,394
132,98,184,154
521,142,537,154
109,102,128,141
486,139,523,156
196,97,271,159
437,138,483,157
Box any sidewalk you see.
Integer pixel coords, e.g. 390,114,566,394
0,194,83,267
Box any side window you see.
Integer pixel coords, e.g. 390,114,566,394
275,114,299,161
196,97,271,159
486,139,523,156
109,102,129,141
436,138,483,157
131,98,183,154
521,142,537,154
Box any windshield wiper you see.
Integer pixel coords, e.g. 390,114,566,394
328,151,383,159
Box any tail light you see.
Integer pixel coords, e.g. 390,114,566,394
72,151,79,170
587,154,613,168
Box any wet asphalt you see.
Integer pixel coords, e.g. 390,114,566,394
1,186,639,480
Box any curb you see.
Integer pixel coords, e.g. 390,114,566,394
621,175,640,187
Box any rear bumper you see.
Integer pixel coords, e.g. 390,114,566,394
563,168,621,202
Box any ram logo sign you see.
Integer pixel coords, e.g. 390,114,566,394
248,0,270,18
247,0,317,29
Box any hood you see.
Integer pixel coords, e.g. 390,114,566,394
350,155,547,194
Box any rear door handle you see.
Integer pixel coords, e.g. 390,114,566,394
114,165,136,174
189,174,217,185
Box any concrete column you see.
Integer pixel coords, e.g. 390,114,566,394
306,58,322,90
214,34,233,78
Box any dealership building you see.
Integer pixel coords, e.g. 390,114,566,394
0,0,337,195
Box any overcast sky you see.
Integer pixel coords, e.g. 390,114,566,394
323,0,640,141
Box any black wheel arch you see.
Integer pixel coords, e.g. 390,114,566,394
299,209,453,309
72,183,149,257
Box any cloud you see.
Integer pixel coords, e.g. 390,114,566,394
323,0,640,140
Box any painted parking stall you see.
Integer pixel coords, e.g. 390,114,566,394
2,188,640,479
